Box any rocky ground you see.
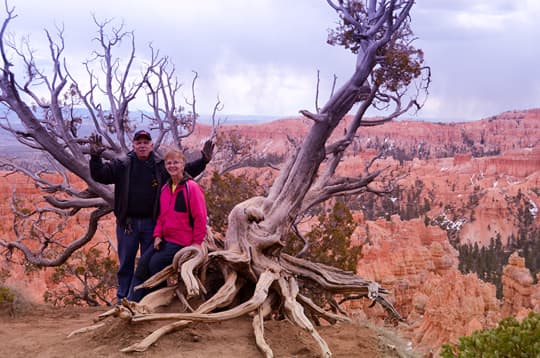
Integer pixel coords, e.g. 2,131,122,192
0,302,417,358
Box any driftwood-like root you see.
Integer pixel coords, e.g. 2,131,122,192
121,272,242,353
67,322,106,338
121,320,193,353
72,224,402,357
74,241,400,357
132,270,278,323
197,270,241,311
178,245,207,297
74,212,401,358
138,286,177,311
96,307,119,320
297,294,351,324
281,253,402,321
176,291,196,312
278,276,332,358
133,265,174,290
252,297,274,358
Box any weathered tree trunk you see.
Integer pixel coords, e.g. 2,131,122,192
70,2,428,356
0,1,430,356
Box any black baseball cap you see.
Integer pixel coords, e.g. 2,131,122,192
133,130,152,141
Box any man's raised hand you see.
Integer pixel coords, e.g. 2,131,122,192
201,139,215,162
88,133,106,156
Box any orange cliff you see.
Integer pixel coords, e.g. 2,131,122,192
351,216,498,352
0,108,538,355
351,216,540,354
0,171,116,302
188,108,540,248
353,215,540,355
185,108,539,161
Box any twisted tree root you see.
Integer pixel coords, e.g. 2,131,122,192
252,292,277,357
278,275,332,358
131,270,278,323
67,322,106,338
121,271,243,353
71,219,401,358
297,294,351,324
121,320,193,353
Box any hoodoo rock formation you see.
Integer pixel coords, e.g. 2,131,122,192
1,108,539,354
501,252,535,318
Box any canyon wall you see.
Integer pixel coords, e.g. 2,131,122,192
1,108,539,354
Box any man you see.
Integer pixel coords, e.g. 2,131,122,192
88,130,213,303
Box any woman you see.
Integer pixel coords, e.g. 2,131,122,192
129,148,207,302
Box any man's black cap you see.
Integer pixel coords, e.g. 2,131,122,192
133,130,152,141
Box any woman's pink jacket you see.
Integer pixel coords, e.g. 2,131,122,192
153,179,207,246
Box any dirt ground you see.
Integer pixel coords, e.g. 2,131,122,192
0,303,417,358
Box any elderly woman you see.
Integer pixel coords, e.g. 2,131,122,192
129,148,207,302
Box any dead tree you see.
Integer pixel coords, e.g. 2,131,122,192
1,1,430,357
75,1,429,356
0,3,207,265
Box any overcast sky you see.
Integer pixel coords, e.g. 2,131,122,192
4,0,539,122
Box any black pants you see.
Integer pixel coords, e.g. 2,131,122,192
128,240,183,302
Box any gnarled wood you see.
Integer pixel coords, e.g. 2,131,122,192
132,270,278,323
1,1,429,356
120,320,192,353
252,296,275,358
66,322,106,338
278,276,332,358
297,294,351,324
119,271,243,353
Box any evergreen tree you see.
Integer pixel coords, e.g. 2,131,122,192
204,171,261,233
287,201,362,273
307,202,361,272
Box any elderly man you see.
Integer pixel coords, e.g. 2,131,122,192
89,130,213,303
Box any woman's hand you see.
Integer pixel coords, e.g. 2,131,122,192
153,236,163,250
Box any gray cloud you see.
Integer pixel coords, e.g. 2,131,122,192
4,0,539,122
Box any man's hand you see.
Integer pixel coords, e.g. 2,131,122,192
88,133,106,156
201,139,215,162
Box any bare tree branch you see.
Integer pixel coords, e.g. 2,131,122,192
3,2,425,356
0,8,211,266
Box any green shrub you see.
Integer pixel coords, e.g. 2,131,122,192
0,268,15,304
205,171,261,233
0,286,15,303
286,201,362,272
44,247,117,306
305,201,361,272
441,312,540,357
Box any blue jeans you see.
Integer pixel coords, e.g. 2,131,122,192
128,240,183,302
116,217,155,303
